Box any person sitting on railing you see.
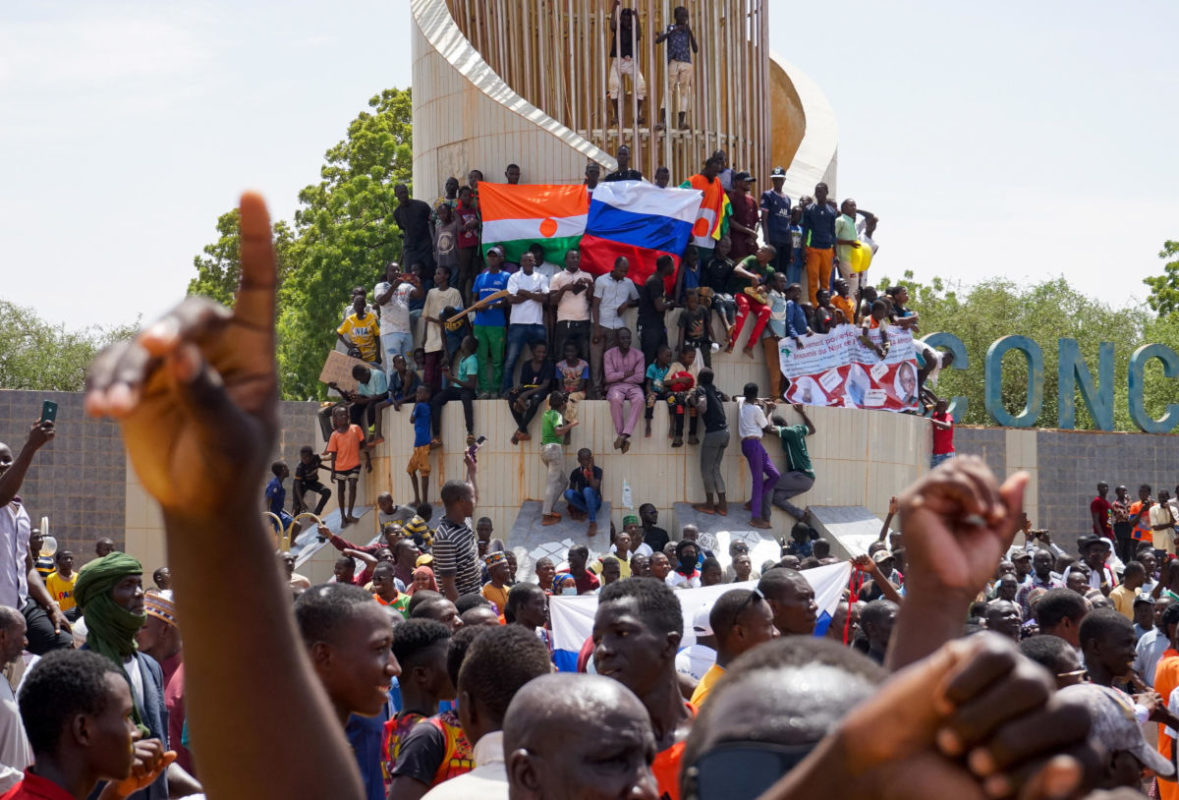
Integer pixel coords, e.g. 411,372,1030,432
329,363,390,446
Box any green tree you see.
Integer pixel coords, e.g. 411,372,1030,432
279,87,414,398
188,88,415,400
0,299,137,391
1143,240,1179,317
188,209,296,306
187,87,413,399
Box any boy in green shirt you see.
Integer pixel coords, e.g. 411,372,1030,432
540,391,579,527
769,404,817,521
835,198,863,300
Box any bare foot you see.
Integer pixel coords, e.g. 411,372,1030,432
429,438,443,450
672,437,683,448
587,522,598,537
614,436,624,450
369,436,385,446
716,504,728,516
517,431,532,441
620,436,631,454
645,424,652,438
692,503,716,515
750,518,772,529
541,513,562,526
742,347,755,359
510,431,520,446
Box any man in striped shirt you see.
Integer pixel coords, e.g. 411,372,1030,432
432,480,481,601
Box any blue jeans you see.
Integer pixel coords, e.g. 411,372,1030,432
381,332,413,379
502,324,548,393
564,486,601,522
930,452,955,470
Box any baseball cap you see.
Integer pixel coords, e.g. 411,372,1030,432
1134,594,1155,607
692,604,714,637
872,550,895,565
770,166,787,179
488,245,505,257
733,171,755,183
1059,683,1175,777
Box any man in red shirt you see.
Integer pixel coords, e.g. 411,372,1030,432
1091,481,1114,542
3,650,172,800
930,399,955,469
568,546,600,595
727,172,760,261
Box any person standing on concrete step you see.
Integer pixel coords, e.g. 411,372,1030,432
690,369,730,517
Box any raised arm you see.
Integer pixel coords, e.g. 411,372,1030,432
84,193,364,800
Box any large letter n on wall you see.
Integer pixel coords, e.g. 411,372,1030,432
1057,338,1114,430
1128,344,1179,434
985,336,1044,428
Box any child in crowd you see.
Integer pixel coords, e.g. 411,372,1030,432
388,354,422,411
859,299,891,360
422,265,462,391
784,281,811,346
677,288,712,367
728,244,775,357
266,461,293,530
46,550,77,615
564,448,603,538
404,504,435,551
885,285,920,330
412,346,427,374
430,335,478,449
787,205,805,284
644,344,673,438
556,340,589,430
665,345,699,446
439,306,470,364
674,245,701,303
831,277,856,325
812,289,837,334
293,445,332,516
324,405,369,525
540,391,579,528
433,202,460,275
408,385,433,506
857,285,879,324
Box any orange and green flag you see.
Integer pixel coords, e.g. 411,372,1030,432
477,182,588,264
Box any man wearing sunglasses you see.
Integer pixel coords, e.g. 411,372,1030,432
690,588,778,707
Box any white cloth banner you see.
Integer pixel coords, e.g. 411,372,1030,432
549,560,851,652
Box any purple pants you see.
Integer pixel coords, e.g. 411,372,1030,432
741,437,780,520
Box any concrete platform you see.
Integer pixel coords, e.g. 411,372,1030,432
672,502,782,572
508,500,614,579
806,505,884,561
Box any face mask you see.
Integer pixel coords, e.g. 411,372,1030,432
561,587,577,596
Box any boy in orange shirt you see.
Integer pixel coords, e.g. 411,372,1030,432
830,277,856,325
323,406,370,525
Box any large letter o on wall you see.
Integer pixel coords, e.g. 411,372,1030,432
1128,343,1179,434
985,336,1044,428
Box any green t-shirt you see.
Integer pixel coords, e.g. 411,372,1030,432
457,353,479,383
542,408,565,445
835,213,857,267
778,424,814,479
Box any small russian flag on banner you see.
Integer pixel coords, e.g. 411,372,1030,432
578,181,703,285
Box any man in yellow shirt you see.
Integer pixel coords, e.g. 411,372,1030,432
1109,560,1146,620
690,587,778,707
44,550,77,614
480,551,511,615
337,294,381,365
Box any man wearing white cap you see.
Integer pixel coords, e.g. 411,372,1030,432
1058,682,1176,789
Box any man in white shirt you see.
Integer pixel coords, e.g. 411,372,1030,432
737,387,779,530
0,607,31,792
675,604,718,681
420,626,552,800
590,257,640,399
548,249,594,368
375,262,423,381
502,252,550,396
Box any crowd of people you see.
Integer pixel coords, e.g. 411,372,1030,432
0,193,1174,799
322,142,962,537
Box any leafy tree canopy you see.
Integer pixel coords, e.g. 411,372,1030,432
0,299,137,392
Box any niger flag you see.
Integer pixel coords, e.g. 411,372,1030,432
477,182,588,264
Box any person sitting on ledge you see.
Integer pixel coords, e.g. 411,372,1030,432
429,335,478,450
604,328,645,454
507,342,553,446
563,448,603,538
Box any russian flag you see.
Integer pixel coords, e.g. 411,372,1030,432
578,181,703,286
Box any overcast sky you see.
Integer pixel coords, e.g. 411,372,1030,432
3,1,1176,332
